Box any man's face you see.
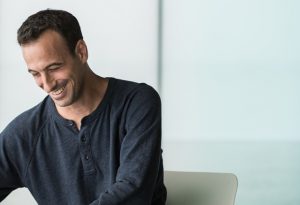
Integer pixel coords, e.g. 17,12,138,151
21,30,86,108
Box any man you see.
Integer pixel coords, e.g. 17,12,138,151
0,9,167,205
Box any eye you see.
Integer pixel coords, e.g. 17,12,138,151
48,66,59,71
30,71,40,77
48,64,62,72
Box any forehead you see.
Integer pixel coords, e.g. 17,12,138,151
22,30,70,55
21,30,71,69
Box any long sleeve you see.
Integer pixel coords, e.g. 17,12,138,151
90,85,165,205
0,131,23,201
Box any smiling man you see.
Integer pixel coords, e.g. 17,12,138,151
0,9,167,205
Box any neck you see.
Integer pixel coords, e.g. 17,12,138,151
56,70,108,129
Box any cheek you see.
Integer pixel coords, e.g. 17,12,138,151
69,71,79,85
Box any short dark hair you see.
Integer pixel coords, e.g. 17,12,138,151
17,9,83,55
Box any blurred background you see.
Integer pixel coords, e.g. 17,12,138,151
0,0,299,204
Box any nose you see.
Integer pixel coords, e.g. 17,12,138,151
38,73,55,93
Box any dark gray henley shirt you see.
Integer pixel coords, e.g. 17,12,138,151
0,78,167,205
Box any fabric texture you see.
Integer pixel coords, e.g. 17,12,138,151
0,78,167,205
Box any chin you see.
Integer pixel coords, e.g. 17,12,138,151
53,99,73,108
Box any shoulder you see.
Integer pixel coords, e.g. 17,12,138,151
0,97,51,179
0,96,51,144
108,78,161,124
109,78,161,105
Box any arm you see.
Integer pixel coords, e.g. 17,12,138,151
0,131,23,201
91,85,164,205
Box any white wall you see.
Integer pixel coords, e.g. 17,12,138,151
162,0,300,141
0,0,158,130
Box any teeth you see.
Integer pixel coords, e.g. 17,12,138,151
52,86,65,95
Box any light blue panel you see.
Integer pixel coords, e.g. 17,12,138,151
162,0,300,141
162,1,300,204
163,141,300,205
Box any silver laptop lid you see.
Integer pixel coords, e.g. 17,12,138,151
164,171,238,205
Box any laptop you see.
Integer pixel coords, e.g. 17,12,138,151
164,171,238,205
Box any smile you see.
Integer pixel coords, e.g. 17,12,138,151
52,84,66,95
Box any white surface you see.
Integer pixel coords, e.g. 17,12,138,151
1,189,37,205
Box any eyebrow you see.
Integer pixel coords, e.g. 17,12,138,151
27,62,63,73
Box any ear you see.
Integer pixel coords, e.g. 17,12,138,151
75,39,88,63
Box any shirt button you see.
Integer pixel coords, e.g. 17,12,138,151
81,136,86,142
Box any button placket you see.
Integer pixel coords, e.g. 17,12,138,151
78,129,96,174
